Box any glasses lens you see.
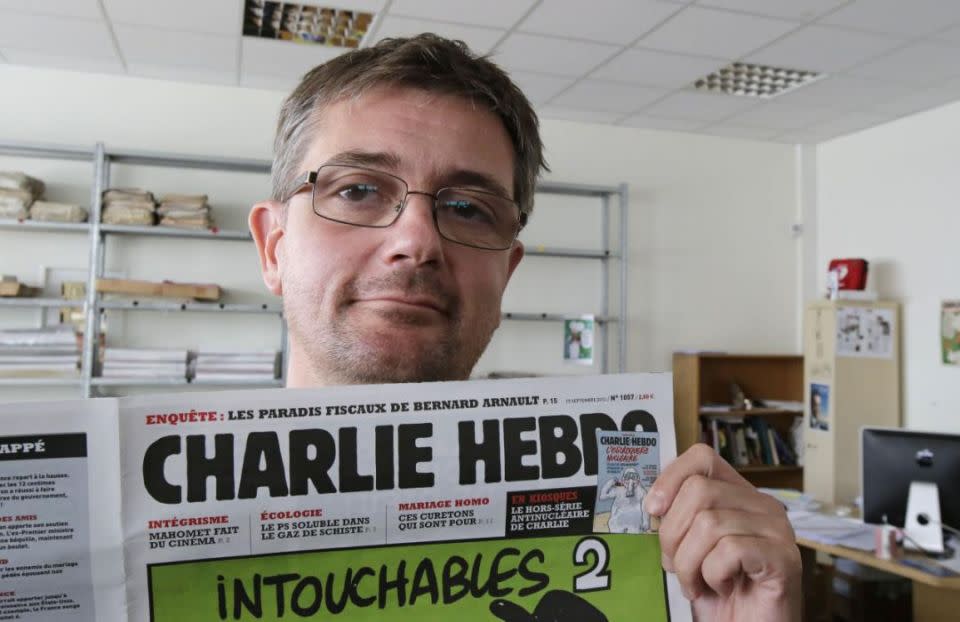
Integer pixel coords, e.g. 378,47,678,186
311,165,406,226
435,188,520,250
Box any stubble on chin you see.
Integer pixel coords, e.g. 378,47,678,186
285,270,500,385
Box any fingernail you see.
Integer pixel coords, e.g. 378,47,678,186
644,490,666,516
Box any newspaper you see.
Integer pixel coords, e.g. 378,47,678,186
0,373,690,621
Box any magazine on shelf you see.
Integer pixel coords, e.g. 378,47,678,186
0,373,690,622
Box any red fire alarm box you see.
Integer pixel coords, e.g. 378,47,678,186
828,258,869,290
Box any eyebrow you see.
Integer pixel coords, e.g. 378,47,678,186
324,150,402,170
320,151,514,200
440,169,513,200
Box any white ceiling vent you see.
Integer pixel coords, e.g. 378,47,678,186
693,62,822,99
243,1,374,49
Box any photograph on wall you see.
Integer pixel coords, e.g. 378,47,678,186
809,382,831,431
941,300,960,365
563,315,595,365
836,306,894,359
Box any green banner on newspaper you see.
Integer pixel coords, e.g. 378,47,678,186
149,534,666,621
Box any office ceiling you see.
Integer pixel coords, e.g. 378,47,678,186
2,0,960,143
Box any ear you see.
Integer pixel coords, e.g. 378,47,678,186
505,239,524,282
249,200,285,295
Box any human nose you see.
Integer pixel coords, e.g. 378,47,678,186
380,192,444,266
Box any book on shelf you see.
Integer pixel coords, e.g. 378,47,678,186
102,348,188,363
700,414,798,469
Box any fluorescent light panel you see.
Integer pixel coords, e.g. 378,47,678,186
693,62,822,98
243,0,374,48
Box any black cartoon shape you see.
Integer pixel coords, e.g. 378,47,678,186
490,590,608,622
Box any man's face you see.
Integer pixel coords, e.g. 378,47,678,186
253,86,524,386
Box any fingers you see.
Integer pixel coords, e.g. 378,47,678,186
657,475,785,562
700,535,802,617
671,510,795,599
643,444,747,517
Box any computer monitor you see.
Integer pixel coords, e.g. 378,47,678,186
862,427,960,554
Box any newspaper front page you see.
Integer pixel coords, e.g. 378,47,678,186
0,373,690,621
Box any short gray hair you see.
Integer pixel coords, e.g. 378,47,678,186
271,33,548,216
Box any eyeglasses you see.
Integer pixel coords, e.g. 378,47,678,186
284,164,526,251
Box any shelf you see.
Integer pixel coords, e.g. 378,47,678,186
0,297,85,308
97,299,281,314
91,377,281,387
0,218,90,233
525,246,617,259
106,148,271,174
735,465,803,473
502,312,615,323
99,223,252,240
0,378,83,387
699,408,803,417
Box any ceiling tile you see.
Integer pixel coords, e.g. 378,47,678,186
722,100,837,129
799,111,894,136
102,0,244,36
536,106,626,124
694,0,850,21
0,49,123,73
389,0,537,29
618,114,705,131
507,72,578,105
115,25,238,71
698,124,784,140
127,62,237,86
241,37,346,80
518,0,682,45
369,16,504,54
773,129,835,144
0,0,101,19
745,25,905,73
846,42,960,87
774,75,912,110
591,48,722,88
868,82,960,117
240,72,298,92
933,24,960,45
492,33,620,77
640,90,759,121
549,80,668,113
819,0,960,37
638,6,799,58
0,12,116,58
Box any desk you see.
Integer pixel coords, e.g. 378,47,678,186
798,537,960,622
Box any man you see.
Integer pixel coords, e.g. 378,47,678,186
600,467,650,534
250,34,800,621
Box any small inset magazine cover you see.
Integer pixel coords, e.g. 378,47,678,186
593,430,660,534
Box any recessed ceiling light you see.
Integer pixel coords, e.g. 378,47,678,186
243,0,374,49
693,62,822,99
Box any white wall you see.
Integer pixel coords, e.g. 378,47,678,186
0,64,801,400
818,101,960,434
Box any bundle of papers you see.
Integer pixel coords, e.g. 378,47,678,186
0,171,45,220
101,188,156,226
0,326,79,378
192,350,278,383
157,193,212,230
29,200,88,223
100,347,188,381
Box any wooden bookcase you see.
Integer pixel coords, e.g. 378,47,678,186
673,352,804,489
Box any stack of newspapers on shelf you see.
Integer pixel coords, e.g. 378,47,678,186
157,193,212,229
191,350,278,383
0,326,80,378
100,347,188,381
101,188,156,226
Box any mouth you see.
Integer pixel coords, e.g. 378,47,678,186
354,296,449,316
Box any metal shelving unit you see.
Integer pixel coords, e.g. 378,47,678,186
1,140,629,395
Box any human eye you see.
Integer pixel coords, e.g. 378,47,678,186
335,182,380,204
439,194,496,225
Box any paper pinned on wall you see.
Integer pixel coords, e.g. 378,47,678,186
836,306,894,359
941,300,960,366
563,315,595,365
